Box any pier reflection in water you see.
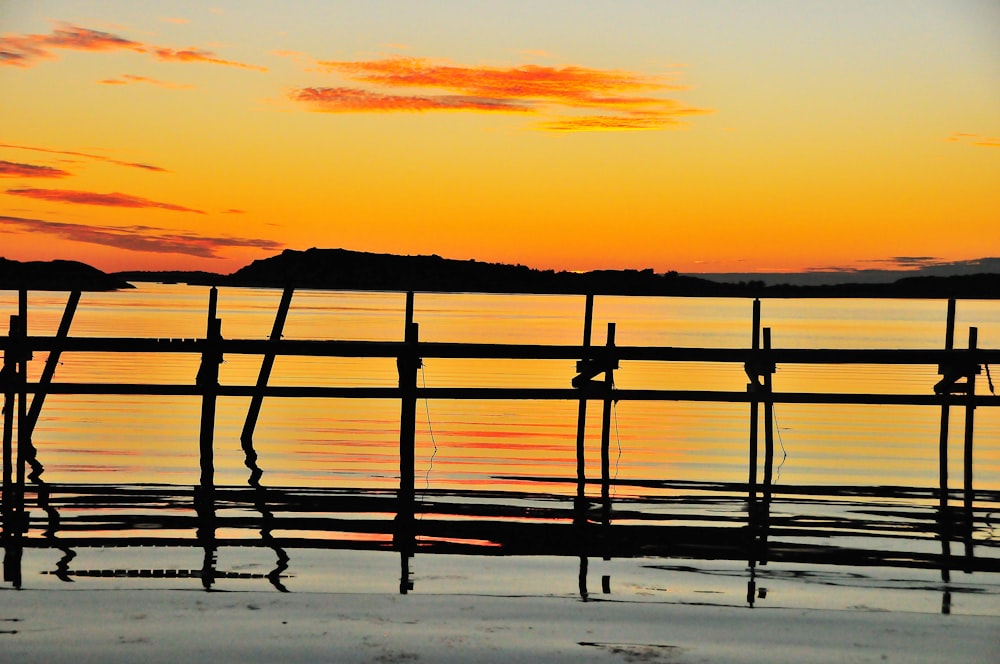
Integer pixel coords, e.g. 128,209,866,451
3,285,1000,614
4,471,999,613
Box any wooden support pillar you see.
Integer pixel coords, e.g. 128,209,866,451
963,326,978,568
938,297,956,583
600,322,616,547
760,327,775,565
2,314,17,509
23,290,80,480
197,287,222,490
396,291,419,594
748,299,761,501
15,290,27,494
242,287,294,445
194,287,222,591
26,291,80,436
746,298,762,565
575,293,595,515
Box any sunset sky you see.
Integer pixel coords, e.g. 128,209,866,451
1,1,997,275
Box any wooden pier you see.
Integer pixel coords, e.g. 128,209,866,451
2,287,999,599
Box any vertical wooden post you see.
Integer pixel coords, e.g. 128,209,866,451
194,288,222,591
576,293,595,507
2,314,16,507
760,327,775,565
963,326,977,567
938,298,956,584
15,291,27,493
396,291,419,594
600,322,616,525
197,287,222,489
939,299,956,512
748,299,761,516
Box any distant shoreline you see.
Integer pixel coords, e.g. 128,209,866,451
2,249,998,298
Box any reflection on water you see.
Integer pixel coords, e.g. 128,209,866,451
3,285,1000,612
3,477,999,613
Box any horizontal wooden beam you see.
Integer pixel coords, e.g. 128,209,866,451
18,381,1000,406
4,335,1000,365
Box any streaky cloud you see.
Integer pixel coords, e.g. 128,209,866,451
0,23,144,67
537,112,695,132
7,187,205,214
0,142,166,172
300,55,709,131
99,73,194,89
0,214,282,258
292,87,533,113
320,57,679,103
0,21,265,71
152,47,267,71
948,132,1000,148
0,160,72,178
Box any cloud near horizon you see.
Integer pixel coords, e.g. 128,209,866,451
0,214,282,258
7,187,205,214
0,22,266,71
291,87,534,113
0,160,72,178
947,132,1000,148
0,142,167,172
99,73,194,89
291,56,708,131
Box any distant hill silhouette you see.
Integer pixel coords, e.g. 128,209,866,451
0,257,133,291
3,249,997,297
224,248,728,295
221,248,1000,298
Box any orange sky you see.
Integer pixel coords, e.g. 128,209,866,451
1,1,998,275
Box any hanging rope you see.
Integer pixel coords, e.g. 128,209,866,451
985,363,996,396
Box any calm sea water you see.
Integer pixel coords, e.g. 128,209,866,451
5,283,998,492
3,283,999,612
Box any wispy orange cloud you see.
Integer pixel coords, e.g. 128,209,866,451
0,24,144,67
152,47,267,71
98,73,194,89
539,108,704,132
0,22,266,71
948,132,1000,148
292,55,707,131
320,57,676,103
0,214,282,258
0,160,72,178
291,87,533,113
0,142,167,172
7,187,205,214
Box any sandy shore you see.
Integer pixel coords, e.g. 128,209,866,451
3,586,999,663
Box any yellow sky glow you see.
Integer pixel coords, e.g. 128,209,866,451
1,2,997,275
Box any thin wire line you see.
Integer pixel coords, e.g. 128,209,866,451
420,364,438,496
611,399,622,499
772,404,788,482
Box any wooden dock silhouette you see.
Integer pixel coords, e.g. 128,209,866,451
3,287,999,602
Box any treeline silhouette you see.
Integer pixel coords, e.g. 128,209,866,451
3,249,999,297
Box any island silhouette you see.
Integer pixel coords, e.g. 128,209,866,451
1,248,998,298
